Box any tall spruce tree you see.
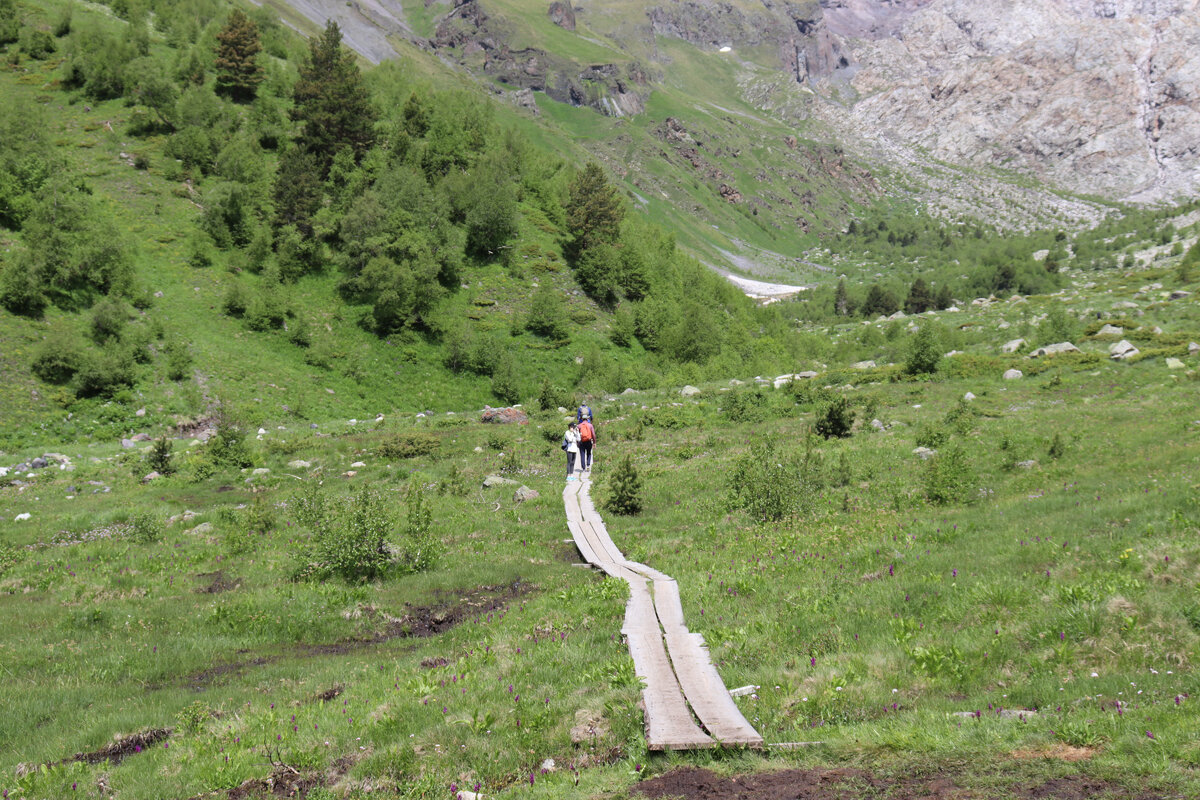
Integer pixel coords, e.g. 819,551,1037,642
214,10,263,102
291,20,376,174
904,277,933,314
565,162,623,258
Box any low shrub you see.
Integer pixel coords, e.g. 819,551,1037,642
815,396,854,439
603,454,644,515
723,387,772,423
378,432,439,460
922,444,978,506
727,437,812,522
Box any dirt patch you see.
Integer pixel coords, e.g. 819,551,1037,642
420,656,450,669
185,656,276,690
221,768,324,799
389,580,531,638
633,768,1166,800
195,570,241,594
313,685,343,703
1011,744,1095,762
72,728,172,766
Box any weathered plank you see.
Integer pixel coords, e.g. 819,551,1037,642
563,474,764,750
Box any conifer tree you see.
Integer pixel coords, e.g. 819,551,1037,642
292,20,376,173
834,277,850,316
565,162,623,257
604,454,644,515
214,10,263,102
904,277,933,314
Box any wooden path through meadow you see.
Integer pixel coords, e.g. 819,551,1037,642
563,475,764,750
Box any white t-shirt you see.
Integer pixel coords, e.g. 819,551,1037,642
565,428,581,452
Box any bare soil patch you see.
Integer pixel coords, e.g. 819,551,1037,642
195,570,241,594
72,728,172,766
224,768,323,799
388,580,531,638
634,767,1167,800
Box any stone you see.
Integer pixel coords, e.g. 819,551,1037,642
1190,342,1200,355
1002,338,1026,353
120,439,136,449
622,388,638,394
1096,324,1123,337
729,685,759,697
1166,358,1185,369
480,406,530,425
852,360,876,370
252,468,271,475
997,321,1010,330
871,419,885,431
257,428,267,435
1151,326,1164,335
514,486,540,503
342,471,358,478
540,757,556,772
473,446,484,453
287,460,311,469
1003,369,1023,380
795,370,819,379
187,522,214,536
913,447,937,460
1113,301,1139,310
350,461,366,468
1017,460,1038,469
142,471,161,483
483,475,520,488
135,407,146,417
1170,290,1191,300
680,385,701,397
14,512,31,521
30,457,48,469
729,379,744,386
963,392,976,402
1109,340,1139,360
1030,342,1080,357
131,433,151,442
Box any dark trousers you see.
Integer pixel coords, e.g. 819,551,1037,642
579,441,593,469
566,450,577,475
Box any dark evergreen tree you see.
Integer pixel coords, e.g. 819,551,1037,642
214,10,264,102
291,20,376,173
565,162,623,257
834,277,850,316
604,454,644,515
862,284,899,317
934,283,953,311
904,277,933,314
272,147,322,237
904,324,942,375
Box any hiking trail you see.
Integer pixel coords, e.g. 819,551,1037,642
563,474,764,750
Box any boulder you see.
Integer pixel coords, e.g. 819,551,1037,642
350,461,366,468
1017,460,1038,469
187,522,214,536
120,439,136,449
1109,340,1139,360
287,460,311,469
251,468,271,475
1096,324,1123,337
870,419,886,431
483,475,520,488
30,457,48,469
142,471,161,483
1189,342,1200,355
1001,338,1026,353
1170,290,1191,300
135,408,146,417
852,360,876,370
131,433,151,442
480,406,529,425
1030,342,1080,357
1003,369,1023,380
680,385,701,397
913,447,937,460
963,392,976,401
1165,357,1185,369
514,486,540,503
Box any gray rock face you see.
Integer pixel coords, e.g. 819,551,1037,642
514,485,540,502
1002,338,1026,353
828,0,1200,202
1003,368,1024,379
1096,324,1124,337
1110,339,1139,359
680,385,701,397
1030,342,1080,357
481,406,529,425
548,1,575,30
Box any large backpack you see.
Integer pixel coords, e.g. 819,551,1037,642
580,421,594,442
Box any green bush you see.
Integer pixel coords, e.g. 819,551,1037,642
126,511,162,544
922,444,978,506
208,417,253,468
146,436,174,475
603,454,644,516
0,542,22,577
312,488,392,581
727,438,805,522
815,396,854,439
378,432,439,460
398,485,439,574
73,348,135,398
164,337,192,381
724,387,771,423
914,422,950,449
30,328,85,384
904,324,941,375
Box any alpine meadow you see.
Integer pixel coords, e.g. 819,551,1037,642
2,1,1200,799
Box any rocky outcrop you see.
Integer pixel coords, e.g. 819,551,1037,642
548,1,576,30
434,1,648,116
825,0,1200,202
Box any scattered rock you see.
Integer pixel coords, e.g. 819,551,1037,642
870,419,885,431
142,471,161,483
1017,460,1038,469
287,460,311,469
480,406,529,424
540,757,556,772
135,408,146,417
1001,338,1026,353
251,468,271,475
1170,290,1191,300
1165,358,1185,369
167,511,198,526
188,522,214,536
1096,324,1123,337
852,360,876,370
483,475,520,488
1003,369,1023,380
131,433,151,442
680,385,701,397
120,439,136,449
514,486,540,503
913,447,937,460
1190,342,1200,355
1030,342,1080,357
1109,340,1139,360
350,461,366,468
342,471,358,478
963,392,976,402
14,512,31,521
30,457,48,469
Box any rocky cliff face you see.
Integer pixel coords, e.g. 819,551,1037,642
817,0,1200,201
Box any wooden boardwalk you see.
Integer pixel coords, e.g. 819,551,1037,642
564,475,764,750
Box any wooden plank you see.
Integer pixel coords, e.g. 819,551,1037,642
664,631,764,747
